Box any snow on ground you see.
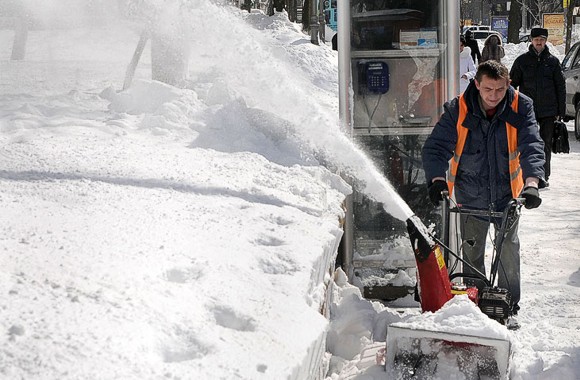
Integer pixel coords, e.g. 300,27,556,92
0,3,352,379
0,1,579,379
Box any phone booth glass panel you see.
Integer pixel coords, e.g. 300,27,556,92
347,0,451,298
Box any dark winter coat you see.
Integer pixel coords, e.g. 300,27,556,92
464,35,481,64
481,34,505,63
422,82,545,211
509,45,566,119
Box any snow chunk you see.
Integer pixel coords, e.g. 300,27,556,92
391,295,510,342
102,80,182,114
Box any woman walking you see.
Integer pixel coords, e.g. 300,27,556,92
481,34,505,63
459,35,476,92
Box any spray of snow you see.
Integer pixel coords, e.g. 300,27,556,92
13,0,413,222
157,1,414,220
11,0,413,221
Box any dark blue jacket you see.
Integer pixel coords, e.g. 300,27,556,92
422,82,545,211
510,45,566,119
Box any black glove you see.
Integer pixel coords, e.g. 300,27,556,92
520,186,542,209
428,180,449,205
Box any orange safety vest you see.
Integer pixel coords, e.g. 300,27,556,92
448,91,524,199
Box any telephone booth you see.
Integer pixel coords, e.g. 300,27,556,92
337,0,460,299
324,0,338,31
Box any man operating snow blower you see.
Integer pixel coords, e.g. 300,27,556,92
422,60,545,329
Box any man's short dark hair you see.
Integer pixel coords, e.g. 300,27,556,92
475,60,510,82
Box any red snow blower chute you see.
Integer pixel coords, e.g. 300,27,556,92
385,195,524,379
405,214,452,313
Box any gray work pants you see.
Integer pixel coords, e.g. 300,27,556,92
460,214,521,307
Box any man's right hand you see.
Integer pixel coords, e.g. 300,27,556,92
520,186,542,209
428,180,449,205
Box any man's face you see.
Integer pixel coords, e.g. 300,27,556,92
532,36,547,52
475,75,509,110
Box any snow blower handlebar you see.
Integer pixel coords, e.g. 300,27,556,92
489,197,524,286
436,196,525,288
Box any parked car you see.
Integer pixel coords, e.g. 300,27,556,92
462,25,490,34
471,30,504,42
561,41,580,140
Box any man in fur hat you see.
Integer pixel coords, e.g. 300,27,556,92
510,27,566,188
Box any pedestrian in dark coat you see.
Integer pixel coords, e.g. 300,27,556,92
464,30,481,64
422,61,545,328
481,33,505,63
510,27,566,187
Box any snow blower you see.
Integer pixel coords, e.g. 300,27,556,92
385,197,524,379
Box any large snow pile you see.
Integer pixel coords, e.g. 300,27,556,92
0,2,356,379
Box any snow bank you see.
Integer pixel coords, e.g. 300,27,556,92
0,4,351,380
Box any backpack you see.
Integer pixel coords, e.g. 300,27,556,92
552,120,570,154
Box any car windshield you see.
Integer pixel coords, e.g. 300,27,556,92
562,43,580,70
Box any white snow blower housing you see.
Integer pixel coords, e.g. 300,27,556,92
386,297,512,379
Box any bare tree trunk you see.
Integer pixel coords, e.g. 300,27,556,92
565,1,575,53
273,0,284,12
288,0,296,22
309,0,319,45
267,0,274,16
123,30,149,90
318,0,325,43
507,1,522,44
302,0,310,31
242,0,252,13
11,16,28,61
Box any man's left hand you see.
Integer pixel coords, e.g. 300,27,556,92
521,186,542,209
